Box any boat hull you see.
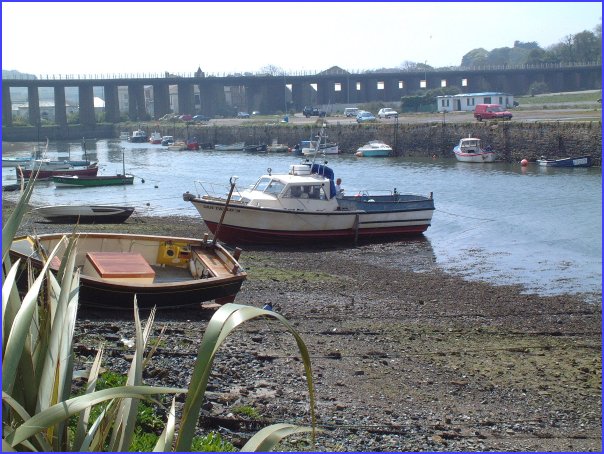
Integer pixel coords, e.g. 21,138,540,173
214,142,245,151
17,166,99,179
9,232,247,309
453,148,497,162
537,156,593,167
35,205,135,223
187,195,434,245
53,175,134,187
2,157,32,167
355,149,391,157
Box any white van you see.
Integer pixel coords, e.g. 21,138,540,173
344,107,359,117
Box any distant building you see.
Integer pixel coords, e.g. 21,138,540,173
436,92,514,112
12,101,77,121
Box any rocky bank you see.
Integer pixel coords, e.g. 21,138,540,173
3,202,602,452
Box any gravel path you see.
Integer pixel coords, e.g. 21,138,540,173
4,202,601,451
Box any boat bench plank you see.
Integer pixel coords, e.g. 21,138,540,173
84,252,155,283
191,247,232,278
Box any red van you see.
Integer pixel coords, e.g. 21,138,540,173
474,104,513,121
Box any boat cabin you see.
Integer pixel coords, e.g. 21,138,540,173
235,163,338,208
459,137,481,151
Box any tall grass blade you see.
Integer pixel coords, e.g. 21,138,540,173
175,304,316,451
73,344,104,449
2,242,62,395
5,385,186,448
241,423,315,452
153,397,177,452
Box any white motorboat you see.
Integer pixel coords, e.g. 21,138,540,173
355,140,393,157
183,125,435,245
453,136,497,162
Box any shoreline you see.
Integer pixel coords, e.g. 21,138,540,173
3,199,602,451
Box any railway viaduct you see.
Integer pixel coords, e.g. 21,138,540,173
2,63,600,129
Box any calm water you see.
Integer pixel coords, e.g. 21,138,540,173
3,139,602,300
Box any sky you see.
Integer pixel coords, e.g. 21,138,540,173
2,1,602,77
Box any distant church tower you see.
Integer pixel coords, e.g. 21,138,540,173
195,66,205,78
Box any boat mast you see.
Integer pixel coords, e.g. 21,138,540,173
310,123,326,167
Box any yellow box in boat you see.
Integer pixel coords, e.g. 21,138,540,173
156,241,191,267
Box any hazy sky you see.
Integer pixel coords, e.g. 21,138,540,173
2,2,602,77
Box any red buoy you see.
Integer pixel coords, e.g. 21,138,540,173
521,159,528,167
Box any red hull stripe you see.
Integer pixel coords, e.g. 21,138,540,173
204,221,429,245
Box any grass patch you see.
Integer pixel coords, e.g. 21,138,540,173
231,404,261,420
242,254,338,283
517,90,601,105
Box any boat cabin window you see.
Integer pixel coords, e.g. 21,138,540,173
286,184,327,199
254,177,285,195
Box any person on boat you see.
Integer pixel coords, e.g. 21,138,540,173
335,178,344,198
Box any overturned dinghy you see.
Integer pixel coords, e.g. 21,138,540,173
34,205,135,224
9,232,247,309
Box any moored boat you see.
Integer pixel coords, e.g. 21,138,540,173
355,140,392,157
183,125,434,245
161,135,175,146
149,131,162,144
2,156,34,168
453,136,497,162
214,142,245,151
536,155,593,167
9,232,247,309
243,144,268,153
129,129,147,143
34,205,135,223
53,174,134,187
16,163,99,180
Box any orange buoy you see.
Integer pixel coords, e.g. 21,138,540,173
521,159,528,167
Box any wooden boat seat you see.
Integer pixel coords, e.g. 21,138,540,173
83,252,155,284
190,247,231,278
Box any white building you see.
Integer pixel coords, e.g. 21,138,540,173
436,92,515,113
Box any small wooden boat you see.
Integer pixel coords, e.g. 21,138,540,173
16,163,99,180
355,140,392,157
9,232,247,309
2,156,33,167
34,205,135,223
53,174,134,187
243,144,268,153
214,142,245,151
453,136,497,162
267,143,289,153
536,155,593,167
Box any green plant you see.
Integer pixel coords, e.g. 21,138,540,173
191,432,236,452
2,181,318,452
231,405,261,420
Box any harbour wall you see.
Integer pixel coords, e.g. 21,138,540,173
2,121,601,164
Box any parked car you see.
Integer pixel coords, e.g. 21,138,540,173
473,104,512,121
252,111,261,116
237,112,250,118
303,106,326,118
356,111,376,123
377,108,399,119
192,114,211,122
179,114,193,121
344,107,359,117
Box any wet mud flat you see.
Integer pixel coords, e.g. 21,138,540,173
4,202,602,451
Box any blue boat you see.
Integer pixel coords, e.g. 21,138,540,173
536,155,593,167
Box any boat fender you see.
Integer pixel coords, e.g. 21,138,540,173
189,259,198,278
